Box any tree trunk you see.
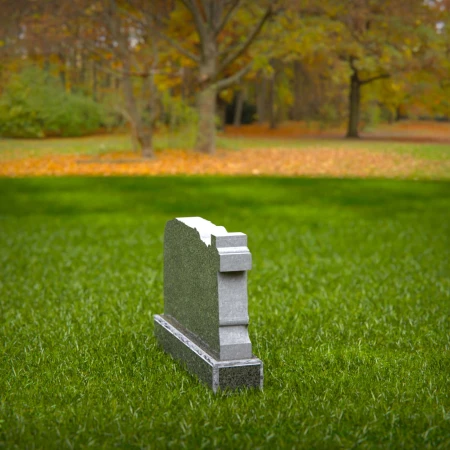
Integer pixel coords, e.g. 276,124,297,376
122,59,154,158
268,73,276,129
346,72,361,138
105,71,111,89
69,48,77,93
138,132,153,158
92,60,97,101
233,89,244,126
58,53,66,90
256,77,267,123
79,50,86,86
181,0,271,151
196,85,216,154
196,39,217,154
217,96,227,131
292,60,303,121
105,0,153,157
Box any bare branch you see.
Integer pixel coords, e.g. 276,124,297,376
137,7,199,62
360,73,390,85
216,60,253,90
95,63,150,79
180,0,208,46
218,5,272,74
179,0,194,9
198,0,209,20
214,0,241,36
153,28,200,62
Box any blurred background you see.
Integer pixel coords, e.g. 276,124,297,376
0,0,449,164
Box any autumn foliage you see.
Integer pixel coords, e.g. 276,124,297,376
0,0,449,157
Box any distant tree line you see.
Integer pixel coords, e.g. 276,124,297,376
0,0,449,157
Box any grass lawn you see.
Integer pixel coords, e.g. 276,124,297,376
1,176,449,448
1,131,450,162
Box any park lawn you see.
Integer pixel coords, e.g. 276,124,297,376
0,176,449,448
1,133,449,179
1,129,450,162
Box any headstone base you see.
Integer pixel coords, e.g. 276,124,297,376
154,315,263,392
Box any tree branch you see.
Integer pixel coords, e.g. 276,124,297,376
95,63,150,79
179,0,194,10
139,8,200,63
349,55,358,74
153,28,200,62
198,0,209,21
180,0,208,47
214,0,242,36
360,73,390,85
218,5,272,74
215,60,253,90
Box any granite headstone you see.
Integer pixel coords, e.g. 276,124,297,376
154,217,263,392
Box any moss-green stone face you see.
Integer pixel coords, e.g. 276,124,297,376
164,218,222,355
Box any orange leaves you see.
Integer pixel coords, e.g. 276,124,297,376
0,147,446,179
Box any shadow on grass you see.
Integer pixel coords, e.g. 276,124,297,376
0,176,449,221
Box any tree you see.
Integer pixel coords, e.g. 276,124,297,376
153,0,275,154
89,0,157,158
324,0,440,137
346,57,389,137
2,0,449,146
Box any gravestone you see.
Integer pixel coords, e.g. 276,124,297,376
154,217,263,392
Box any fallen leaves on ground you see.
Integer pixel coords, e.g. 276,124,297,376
1,147,448,179
225,121,450,143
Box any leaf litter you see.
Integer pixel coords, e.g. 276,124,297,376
0,147,448,179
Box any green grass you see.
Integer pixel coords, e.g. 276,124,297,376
0,134,134,160
1,131,450,162
1,176,449,448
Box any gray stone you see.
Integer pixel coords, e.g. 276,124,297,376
154,217,263,392
154,316,262,391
